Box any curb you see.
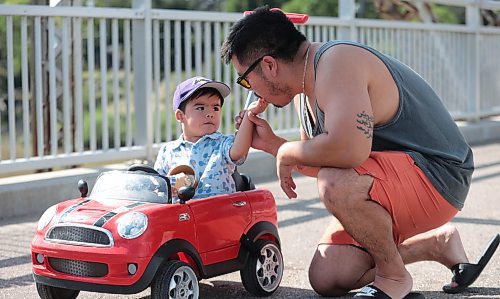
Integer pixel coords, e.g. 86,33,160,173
1,119,499,221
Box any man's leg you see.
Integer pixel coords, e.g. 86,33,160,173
398,224,468,267
316,167,412,298
309,243,374,297
308,224,469,296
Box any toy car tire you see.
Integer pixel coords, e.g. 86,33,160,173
151,260,200,299
36,283,80,299
240,239,283,296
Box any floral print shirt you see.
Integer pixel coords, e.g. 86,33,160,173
154,132,245,199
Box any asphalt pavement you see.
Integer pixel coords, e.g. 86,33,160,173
1,142,499,299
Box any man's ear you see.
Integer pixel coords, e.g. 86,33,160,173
262,55,278,77
175,109,184,122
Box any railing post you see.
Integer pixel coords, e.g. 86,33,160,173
132,0,153,160
466,2,481,121
338,0,356,41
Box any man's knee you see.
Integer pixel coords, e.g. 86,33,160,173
308,244,374,297
309,261,350,297
317,168,361,212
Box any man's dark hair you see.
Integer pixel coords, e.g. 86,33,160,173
221,6,306,66
178,87,224,112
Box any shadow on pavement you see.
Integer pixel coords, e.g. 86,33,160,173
474,159,500,170
277,197,330,228
0,254,33,290
195,284,500,299
0,254,31,269
199,280,321,298
0,274,34,289
419,287,500,298
132,280,324,299
472,171,500,183
0,214,38,226
452,216,500,226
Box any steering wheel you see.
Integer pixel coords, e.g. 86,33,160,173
127,164,174,204
127,164,159,175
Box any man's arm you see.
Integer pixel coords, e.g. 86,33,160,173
278,45,375,169
293,130,320,177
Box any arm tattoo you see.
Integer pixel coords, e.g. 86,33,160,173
356,111,373,139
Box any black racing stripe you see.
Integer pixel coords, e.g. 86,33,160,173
94,212,117,227
58,199,91,223
93,202,147,227
125,202,146,209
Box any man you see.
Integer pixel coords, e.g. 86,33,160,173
222,6,499,299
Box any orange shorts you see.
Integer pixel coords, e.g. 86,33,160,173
320,151,458,247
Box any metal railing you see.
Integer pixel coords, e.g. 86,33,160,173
1,1,500,175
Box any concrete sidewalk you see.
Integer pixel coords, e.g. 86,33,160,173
0,141,499,298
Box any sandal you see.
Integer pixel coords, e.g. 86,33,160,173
442,233,500,294
354,285,425,298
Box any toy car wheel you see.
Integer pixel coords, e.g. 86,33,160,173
36,283,79,299
240,239,283,296
151,260,199,299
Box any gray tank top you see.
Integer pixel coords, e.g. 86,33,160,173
300,41,474,210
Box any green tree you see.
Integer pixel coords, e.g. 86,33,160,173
432,4,463,24
93,0,226,10
223,0,287,12
282,0,338,17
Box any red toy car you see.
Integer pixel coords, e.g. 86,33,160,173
31,165,283,299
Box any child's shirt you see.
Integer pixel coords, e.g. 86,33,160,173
154,132,246,199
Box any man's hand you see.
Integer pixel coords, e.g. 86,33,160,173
235,105,285,156
276,143,297,199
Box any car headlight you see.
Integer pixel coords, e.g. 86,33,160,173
37,205,57,230
117,212,148,239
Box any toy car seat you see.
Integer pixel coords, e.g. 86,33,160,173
233,169,256,192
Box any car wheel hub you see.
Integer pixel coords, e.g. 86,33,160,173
256,244,283,292
168,266,197,299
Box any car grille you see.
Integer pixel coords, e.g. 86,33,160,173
46,224,113,247
49,257,108,277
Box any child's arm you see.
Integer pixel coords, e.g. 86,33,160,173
230,99,267,162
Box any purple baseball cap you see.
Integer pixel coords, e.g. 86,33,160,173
173,76,230,111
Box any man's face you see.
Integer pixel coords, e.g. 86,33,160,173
176,94,222,142
232,55,294,108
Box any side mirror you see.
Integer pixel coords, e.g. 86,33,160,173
78,180,89,197
177,186,195,204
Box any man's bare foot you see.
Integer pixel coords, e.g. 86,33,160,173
421,224,469,289
372,269,413,298
431,225,469,268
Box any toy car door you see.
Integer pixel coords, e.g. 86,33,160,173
188,193,251,264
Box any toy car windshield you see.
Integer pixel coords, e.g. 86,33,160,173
89,171,170,204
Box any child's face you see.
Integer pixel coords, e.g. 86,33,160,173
176,94,222,143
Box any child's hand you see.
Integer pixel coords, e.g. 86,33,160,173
172,173,196,189
171,187,178,198
247,98,268,115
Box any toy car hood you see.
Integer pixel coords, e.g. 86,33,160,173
55,198,153,227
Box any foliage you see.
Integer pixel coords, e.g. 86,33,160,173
282,0,339,17
93,0,226,10
432,4,464,24
223,0,286,12
0,0,481,160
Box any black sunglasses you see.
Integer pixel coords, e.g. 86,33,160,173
236,54,270,89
